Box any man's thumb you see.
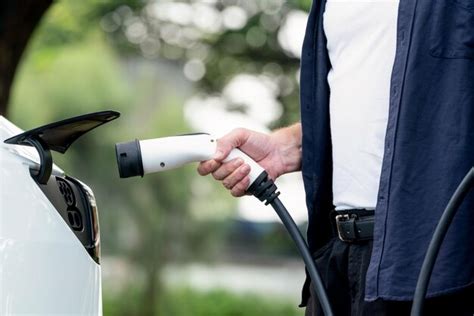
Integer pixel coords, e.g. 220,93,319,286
214,128,248,161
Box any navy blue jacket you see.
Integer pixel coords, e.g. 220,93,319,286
300,0,474,302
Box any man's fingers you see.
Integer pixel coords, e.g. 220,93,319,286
197,128,256,199
198,158,250,198
197,160,221,176
212,158,243,180
221,164,251,190
230,177,251,197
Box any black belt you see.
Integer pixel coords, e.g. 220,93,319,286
333,209,374,243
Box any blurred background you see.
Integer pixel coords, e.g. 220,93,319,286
1,0,312,315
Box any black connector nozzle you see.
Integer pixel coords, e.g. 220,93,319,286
115,139,144,178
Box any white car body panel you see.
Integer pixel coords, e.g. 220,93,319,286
0,116,102,315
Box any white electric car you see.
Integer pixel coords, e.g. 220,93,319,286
0,111,119,315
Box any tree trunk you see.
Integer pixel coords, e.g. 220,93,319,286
0,0,52,117
142,263,161,316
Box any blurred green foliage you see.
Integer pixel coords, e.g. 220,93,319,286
99,0,312,127
11,37,129,125
104,287,303,316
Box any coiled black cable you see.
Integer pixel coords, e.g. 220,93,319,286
248,172,334,316
411,167,474,316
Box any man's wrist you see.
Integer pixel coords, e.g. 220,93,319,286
271,122,302,175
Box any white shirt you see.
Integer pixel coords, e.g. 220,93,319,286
323,0,399,210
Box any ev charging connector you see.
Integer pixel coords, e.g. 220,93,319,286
115,133,334,316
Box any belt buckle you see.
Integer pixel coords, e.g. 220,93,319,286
335,214,355,242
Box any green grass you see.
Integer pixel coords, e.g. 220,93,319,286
104,287,304,316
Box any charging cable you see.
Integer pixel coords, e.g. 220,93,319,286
247,171,334,316
411,167,474,316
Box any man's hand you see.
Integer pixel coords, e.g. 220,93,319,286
197,123,302,197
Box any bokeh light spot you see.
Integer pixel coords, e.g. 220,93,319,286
222,6,248,30
184,59,206,81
